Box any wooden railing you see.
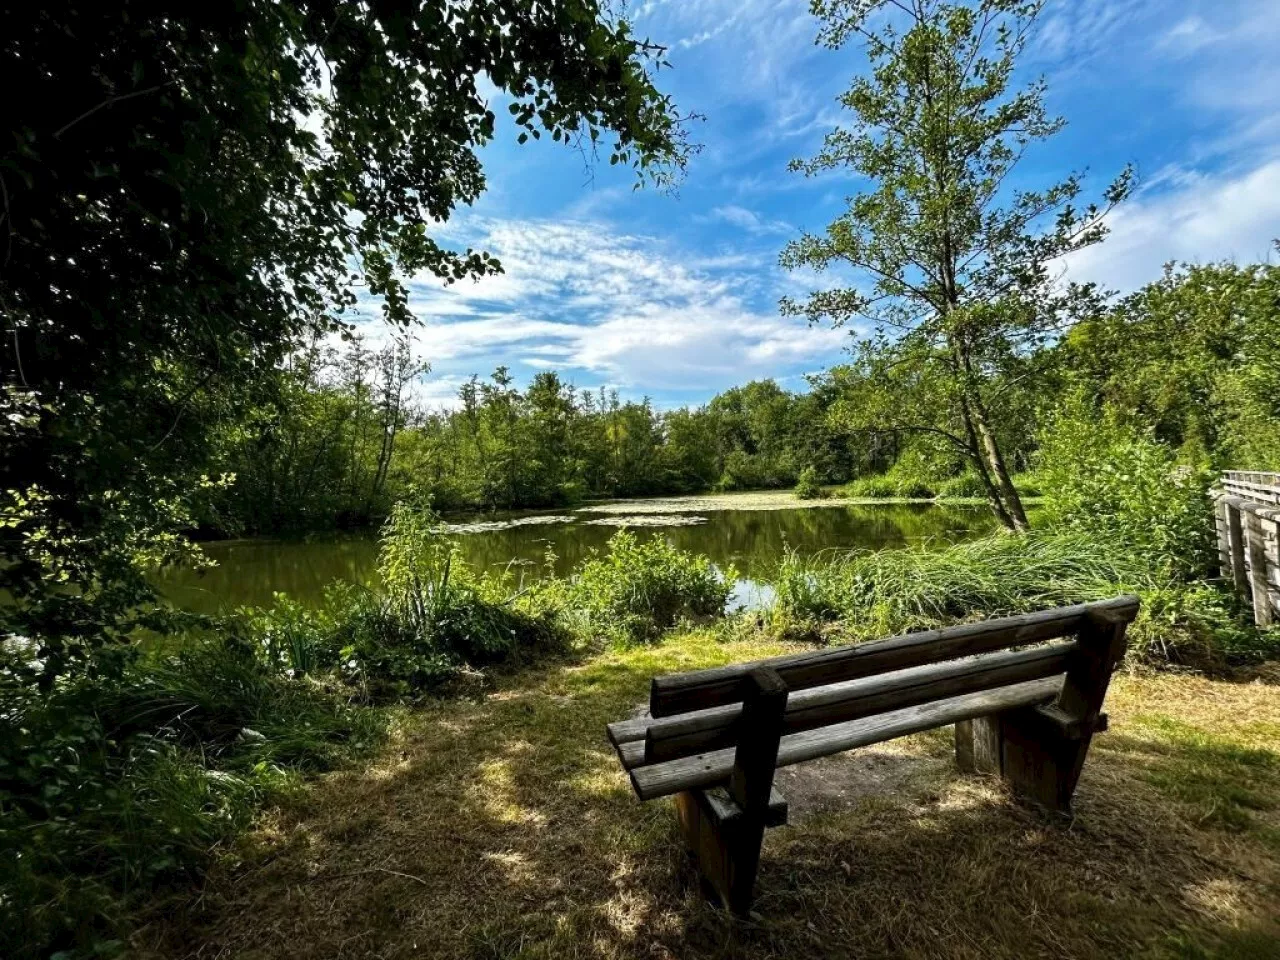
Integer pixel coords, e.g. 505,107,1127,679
1214,472,1280,627
1221,470,1280,505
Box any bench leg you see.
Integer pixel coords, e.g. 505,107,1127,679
956,709,1104,813
676,789,768,914
955,717,1002,774
676,667,788,916
955,607,1129,814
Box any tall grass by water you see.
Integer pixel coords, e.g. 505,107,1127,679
772,530,1150,636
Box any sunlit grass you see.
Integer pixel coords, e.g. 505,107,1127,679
135,633,1280,960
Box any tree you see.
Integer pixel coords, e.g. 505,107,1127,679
781,0,1132,530
1058,259,1280,469
1,1,691,682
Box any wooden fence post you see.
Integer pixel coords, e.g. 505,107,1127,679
1244,508,1275,628
1220,499,1249,595
1227,501,1249,596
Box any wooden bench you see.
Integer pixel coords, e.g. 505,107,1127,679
607,595,1139,915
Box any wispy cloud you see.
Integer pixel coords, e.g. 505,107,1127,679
396,218,846,397
703,204,795,236
1065,159,1280,293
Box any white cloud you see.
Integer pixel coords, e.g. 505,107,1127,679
704,204,794,236
1064,159,1280,293
401,218,846,394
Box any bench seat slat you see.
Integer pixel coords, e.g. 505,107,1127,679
648,595,1139,718
629,676,1063,801
608,702,737,748
641,640,1076,766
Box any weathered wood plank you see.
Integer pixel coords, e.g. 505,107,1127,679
1225,499,1249,594
630,676,1063,800
648,596,1138,718
1245,508,1275,628
608,702,736,747
641,641,1075,766
616,738,645,770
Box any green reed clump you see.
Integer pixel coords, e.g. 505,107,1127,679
769,527,1278,666
934,471,988,500
841,469,936,500
771,530,1150,642
550,529,737,646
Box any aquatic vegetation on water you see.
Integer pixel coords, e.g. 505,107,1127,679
439,515,576,534
581,514,708,527
577,490,851,514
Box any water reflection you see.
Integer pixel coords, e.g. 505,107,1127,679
158,502,997,615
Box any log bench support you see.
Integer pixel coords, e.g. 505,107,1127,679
955,604,1128,812
675,667,788,915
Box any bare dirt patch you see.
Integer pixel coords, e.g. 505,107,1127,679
772,740,950,820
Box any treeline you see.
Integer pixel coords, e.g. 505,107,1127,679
201,352,877,533
821,260,1280,495
203,258,1280,536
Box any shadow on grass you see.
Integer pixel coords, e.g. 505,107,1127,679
140,640,1280,960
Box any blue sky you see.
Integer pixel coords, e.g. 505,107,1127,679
381,0,1280,410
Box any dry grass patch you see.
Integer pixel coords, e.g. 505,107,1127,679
137,639,1280,960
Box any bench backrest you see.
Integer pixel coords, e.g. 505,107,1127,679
611,595,1140,800
648,595,1140,717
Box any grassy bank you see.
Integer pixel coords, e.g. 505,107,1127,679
767,529,1279,667
1,516,738,960
134,630,1280,960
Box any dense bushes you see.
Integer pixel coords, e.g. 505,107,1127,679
547,530,737,645
1035,399,1215,580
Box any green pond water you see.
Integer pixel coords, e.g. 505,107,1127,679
158,492,999,615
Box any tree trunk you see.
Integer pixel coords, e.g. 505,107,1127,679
959,399,1015,531
968,393,1029,531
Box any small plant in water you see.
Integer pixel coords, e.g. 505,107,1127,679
794,466,824,500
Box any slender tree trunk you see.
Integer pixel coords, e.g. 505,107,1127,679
959,399,1015,531
968,393,1029,531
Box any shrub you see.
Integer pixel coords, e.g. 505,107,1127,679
243,592,334,677
561,530,736,645
305,500,566,698
1035,398,1215,581
794,466,824,500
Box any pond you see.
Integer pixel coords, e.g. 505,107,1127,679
157,491,999,614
